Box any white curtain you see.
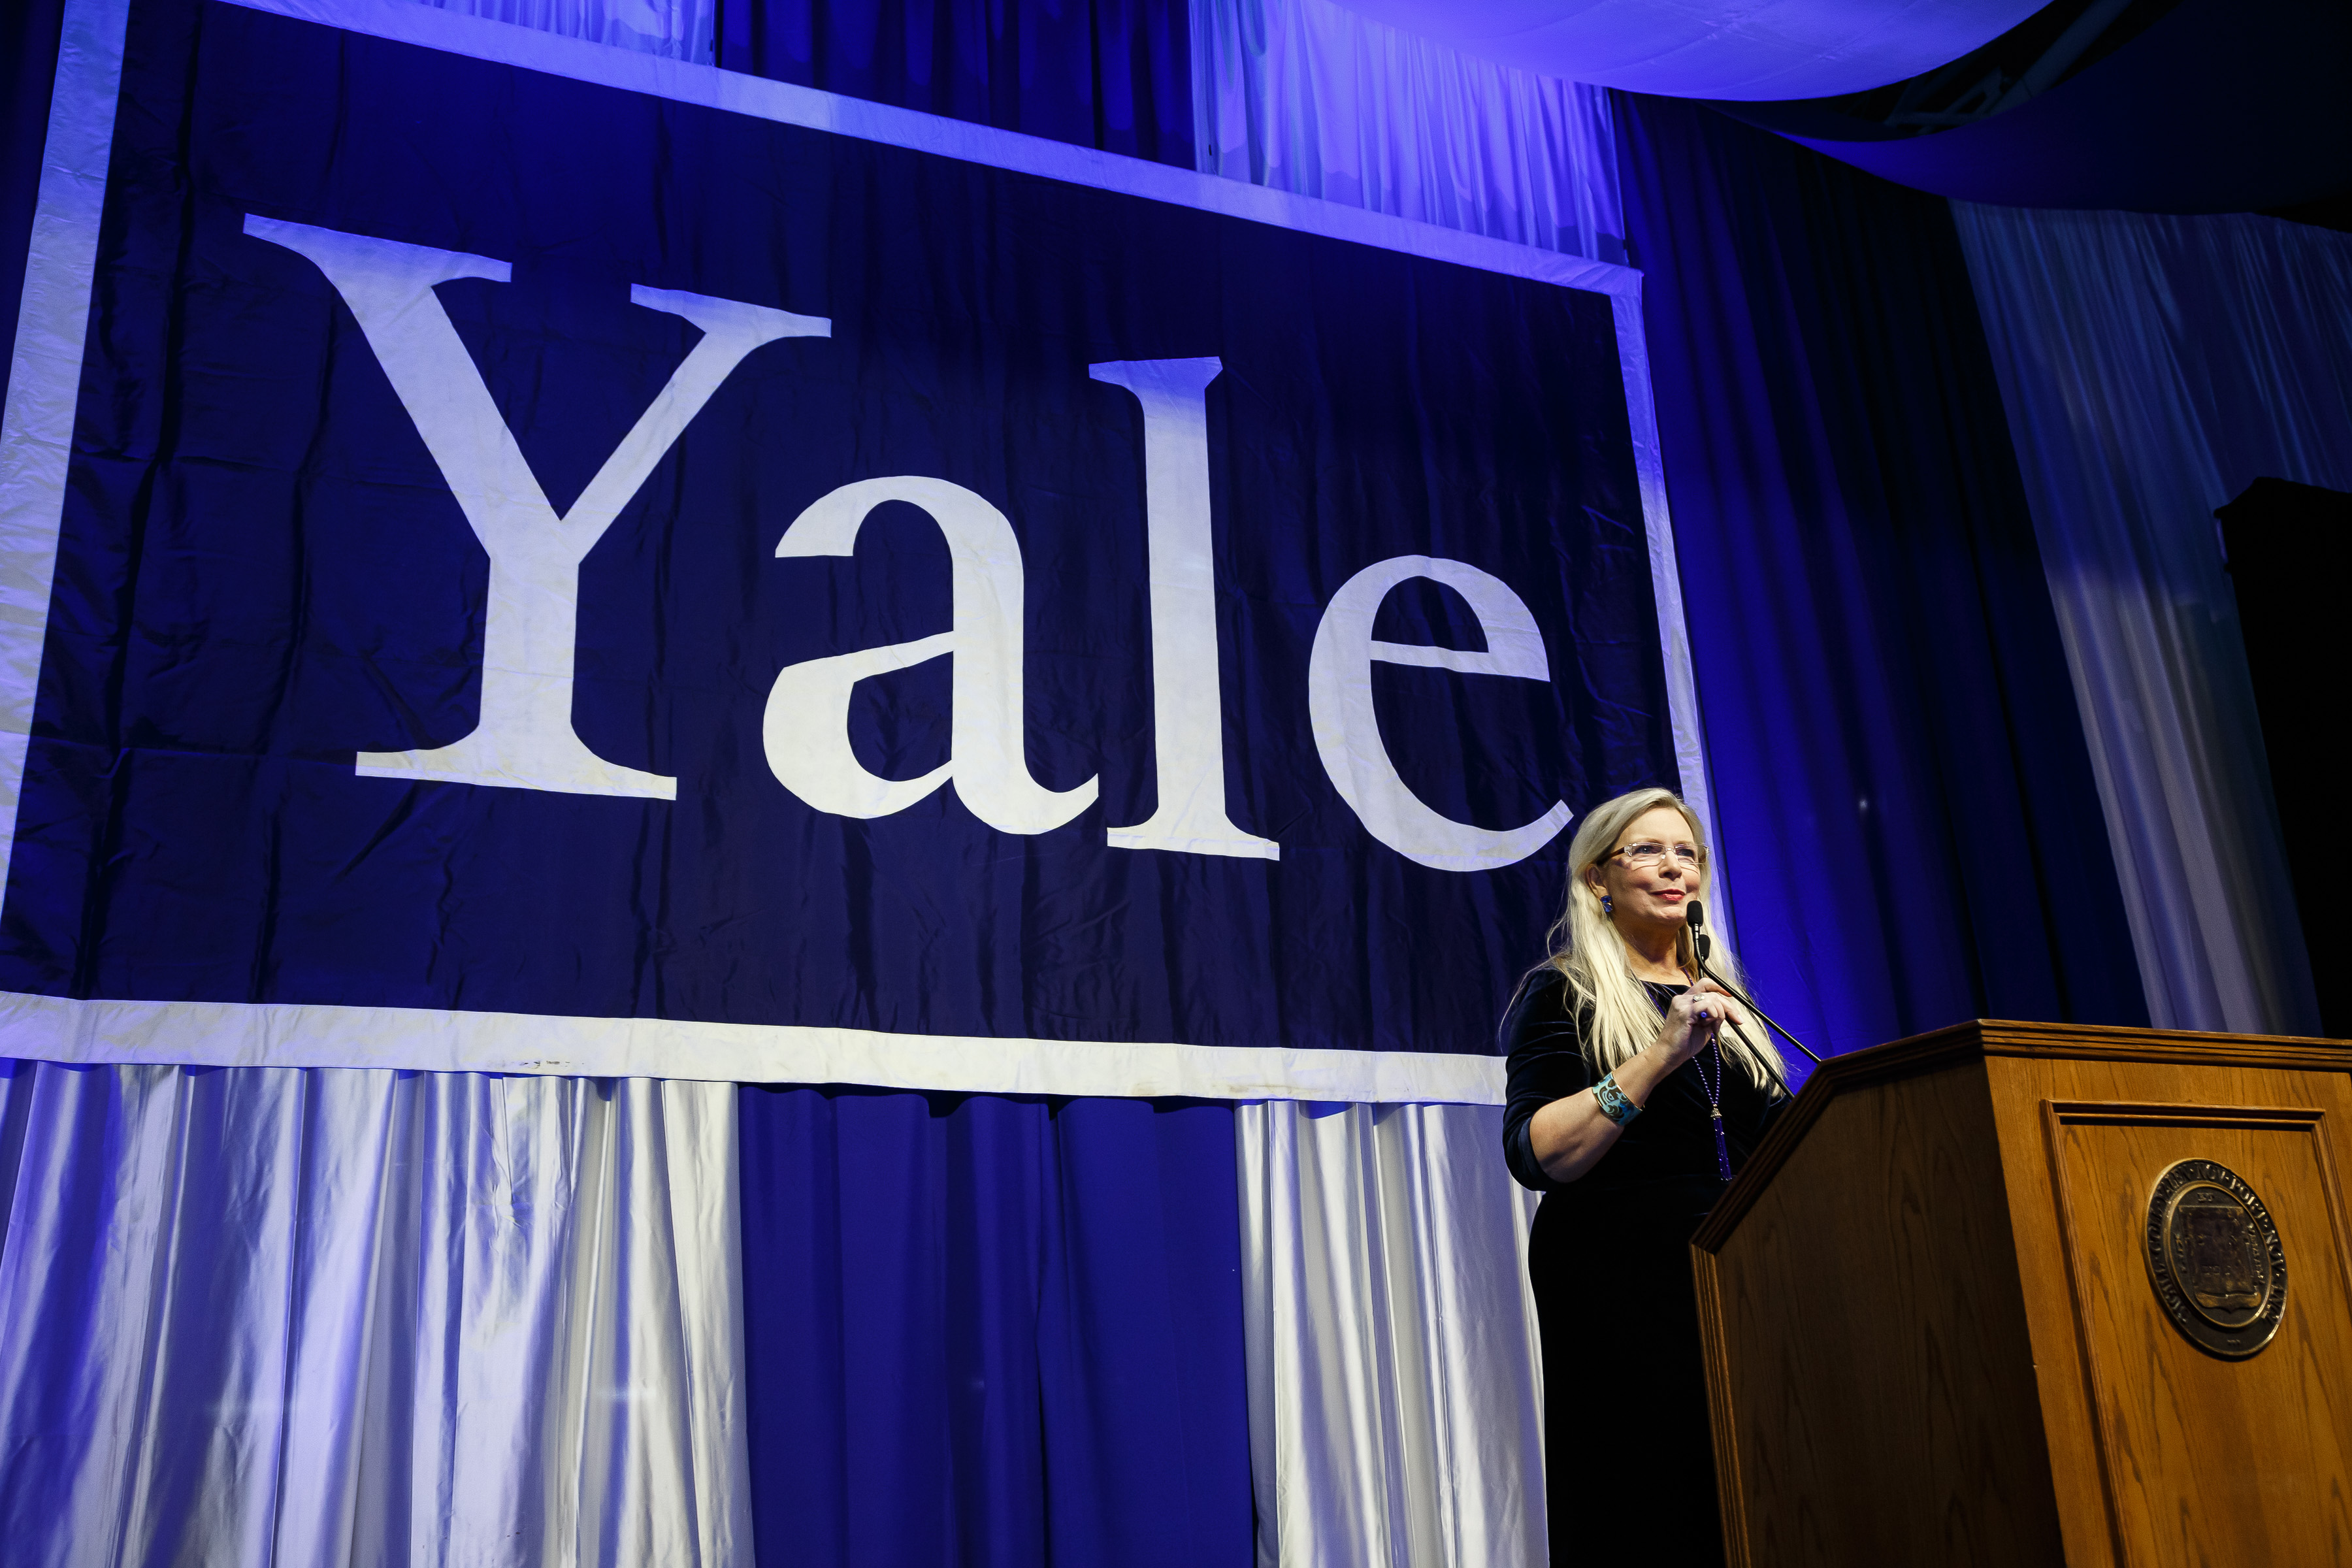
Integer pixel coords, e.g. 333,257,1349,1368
1194,8,1595,1561
1236,1100,1547,1568
414,0,714,61
0,1060,746,1567
1953,205,2352,1037
1191,0,1623,263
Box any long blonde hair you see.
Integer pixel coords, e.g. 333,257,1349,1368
1541,787,1784,1092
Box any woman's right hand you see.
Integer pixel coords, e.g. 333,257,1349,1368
1649,979,1748,1068
1530,977,1753,1185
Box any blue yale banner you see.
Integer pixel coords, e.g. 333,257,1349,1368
0,0,1699,1098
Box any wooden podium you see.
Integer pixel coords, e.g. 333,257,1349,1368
1692,1021,2352,1567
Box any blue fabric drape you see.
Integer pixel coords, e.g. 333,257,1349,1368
1192,0,1624,263
715,0,1194,167
417,0,717,62
1614,95,2148,1066
738,1086,1252,1568
1952,204,2352,1037
1721,0,2352,214
1,0,66,420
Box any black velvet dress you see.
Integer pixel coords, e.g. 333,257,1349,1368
1501,970,1784,1568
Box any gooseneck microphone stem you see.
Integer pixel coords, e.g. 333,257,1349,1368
1699,958,1827,1068
1680,921,1800,1102
1719,1017,1796,1102
1684,898,1828,1070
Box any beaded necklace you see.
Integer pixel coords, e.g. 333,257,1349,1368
1695,1036,1733,1181
1651,984,1735,1182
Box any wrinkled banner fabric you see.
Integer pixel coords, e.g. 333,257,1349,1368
0,0,1689,1101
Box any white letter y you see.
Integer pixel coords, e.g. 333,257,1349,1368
246,214,828,798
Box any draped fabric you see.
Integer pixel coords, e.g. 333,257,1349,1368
1952,204,2352,1037
715,0,1195,166
1612,94,2149,1064
736,1087,1252,1568
1729,0,2352,216
1192,0,1622,263
0,1058,746,1566
1325,0,2046,103
1,0,65,422
1235,1100,1545,1568
420,0,715,60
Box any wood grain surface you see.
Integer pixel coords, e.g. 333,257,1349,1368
1698,1023,2352,1568
1991,1057,2352,1567
1695,1058,2066,1567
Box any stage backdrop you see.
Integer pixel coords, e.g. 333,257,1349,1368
0,0,1701,1101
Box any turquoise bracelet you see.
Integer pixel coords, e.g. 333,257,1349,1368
1591,1071,1642,1126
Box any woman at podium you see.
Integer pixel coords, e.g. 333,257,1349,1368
1501,786,1788,1567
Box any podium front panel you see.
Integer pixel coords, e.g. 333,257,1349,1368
1697,1023,2352,1568
1994,1057,2352,1568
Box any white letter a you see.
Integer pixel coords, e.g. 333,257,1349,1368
765,477,1098,835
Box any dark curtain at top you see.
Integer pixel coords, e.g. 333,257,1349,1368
1615,94,2148,1066
715,0,1194,169
2,0,67,417
738,1087,1252,1568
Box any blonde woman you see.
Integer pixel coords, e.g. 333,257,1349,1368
1501,786,1788,1568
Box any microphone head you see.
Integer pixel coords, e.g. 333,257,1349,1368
1685,899,1705,931
1685,898,1711,962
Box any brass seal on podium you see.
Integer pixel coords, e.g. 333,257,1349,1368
2144,1158,2286,1358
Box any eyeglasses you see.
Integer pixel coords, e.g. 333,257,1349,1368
1608,840,1705,870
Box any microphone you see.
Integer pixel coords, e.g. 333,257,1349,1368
1686,900,1827,1070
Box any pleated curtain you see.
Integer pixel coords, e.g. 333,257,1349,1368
712,0,1196,167
1190,0,1622,263
417,0,717,61
1606,93,2149,1056
1952,204,2352,1037
0,1060,745,1566
1236,1102,1544,1568
734,1088,1255,1568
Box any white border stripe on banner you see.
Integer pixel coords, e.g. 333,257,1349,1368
0,0,1713,1102
1610,291,1733,949
0,0,135,894
0,988,1507,1102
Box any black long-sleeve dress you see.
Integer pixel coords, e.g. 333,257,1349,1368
1501,968,1784,1568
